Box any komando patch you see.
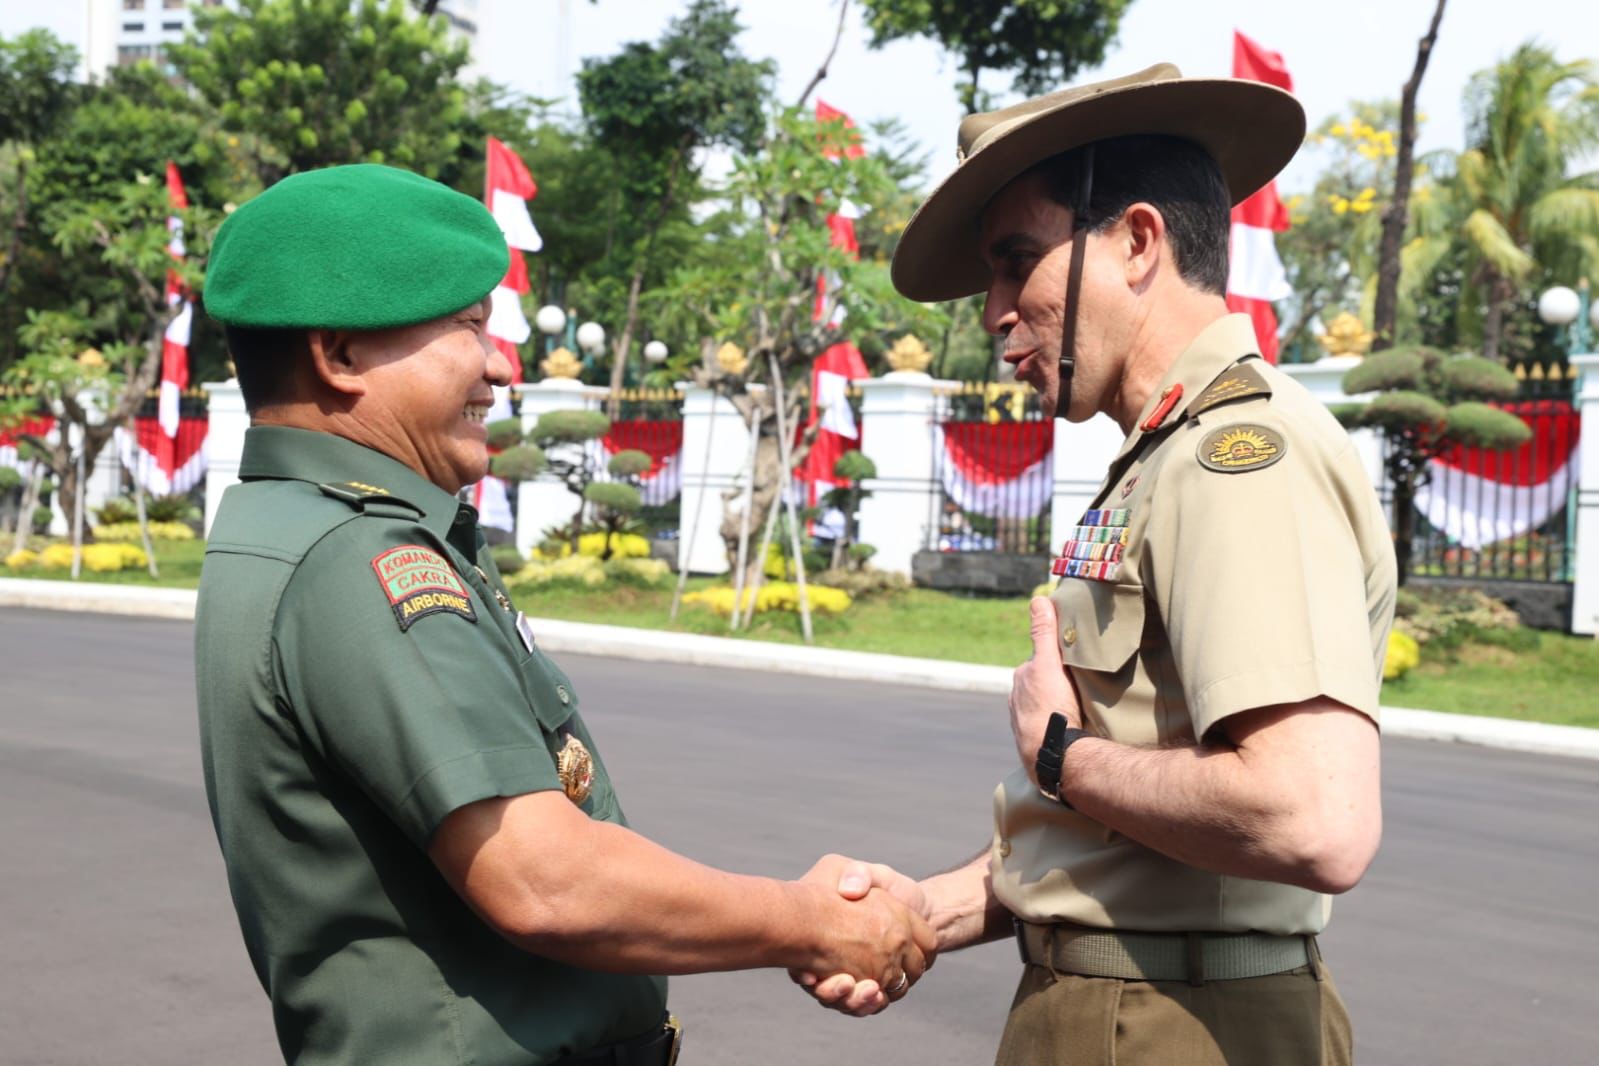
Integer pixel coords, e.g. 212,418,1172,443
371,545,477,630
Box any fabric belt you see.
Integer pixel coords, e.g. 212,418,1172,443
551,1015,682,1066
1014,918,1318,984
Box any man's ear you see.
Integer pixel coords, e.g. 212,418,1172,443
306,329,365,398
1121,202,1167,291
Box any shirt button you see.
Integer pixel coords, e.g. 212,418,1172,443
1063,627,1078,647
556,685,571,705
998,839,1012,859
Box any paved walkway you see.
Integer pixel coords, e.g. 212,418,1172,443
2,576,1595,760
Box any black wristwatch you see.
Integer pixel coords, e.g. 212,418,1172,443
1034,712,1089,807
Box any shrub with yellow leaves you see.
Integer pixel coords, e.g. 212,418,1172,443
682,581,852,617
94,521,196,542
5,549,38,569
1383,630,1420,681
534,532,653,561
37,542,149,572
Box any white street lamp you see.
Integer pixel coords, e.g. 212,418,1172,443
575,321,606,355
1537,286,1580,326
534,304,567,336
643,340,669,364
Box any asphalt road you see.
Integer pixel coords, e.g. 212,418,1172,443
1,608,1596,1065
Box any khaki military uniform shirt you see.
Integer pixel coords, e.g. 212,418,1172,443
196,426,665,1066
991,314,1397,936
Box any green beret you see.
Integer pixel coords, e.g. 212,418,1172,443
204,164,509,330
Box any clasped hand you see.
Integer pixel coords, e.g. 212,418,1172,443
788,854,934,1017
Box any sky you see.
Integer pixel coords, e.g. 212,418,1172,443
5,0,1596,194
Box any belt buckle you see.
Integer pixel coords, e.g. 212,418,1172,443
664,1014,682,1066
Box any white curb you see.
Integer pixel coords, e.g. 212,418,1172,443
4,577,1595,761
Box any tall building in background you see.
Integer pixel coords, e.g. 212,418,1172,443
80,0,478,82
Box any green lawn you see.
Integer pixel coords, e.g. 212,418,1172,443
7,541,1595,729
511,580,1036,667
1381,633,1599,729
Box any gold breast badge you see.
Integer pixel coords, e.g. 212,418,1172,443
556,732,594,805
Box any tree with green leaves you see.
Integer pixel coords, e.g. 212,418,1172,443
1448,42,1599,363
1,174,215,546
169,0,472,189
660,105,945,585
489,410,650,558
0,30,81,357
1338,347,1529,583
577,0,774,413
858,0,1132,112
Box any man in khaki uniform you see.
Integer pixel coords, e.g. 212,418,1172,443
804,65,1396,1063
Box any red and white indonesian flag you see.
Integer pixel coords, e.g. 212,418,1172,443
159,162,192,441
475,137,542,531
1225,31,1293,364
1416,403,1581,549
934,422,1053,520
484,136,541,391
801,100,871,502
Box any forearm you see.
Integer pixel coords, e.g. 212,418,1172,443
1059,704,1380,892
920,850,1012,952
435,793,852,976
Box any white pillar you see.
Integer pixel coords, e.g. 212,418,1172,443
1570,352,1599,635
202,381,247,537
1279,357,1386,505
1048,414,1124,553
515,379,605,558
856,372,940,575
676,383,751,575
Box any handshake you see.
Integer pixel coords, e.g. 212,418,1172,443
789,853,937,1017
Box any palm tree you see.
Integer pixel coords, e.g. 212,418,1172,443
1451,43,1599,362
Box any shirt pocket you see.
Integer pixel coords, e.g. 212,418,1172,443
1051,577,1147,674
517,643,578,734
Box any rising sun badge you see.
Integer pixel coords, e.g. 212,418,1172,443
1197,424,1287,474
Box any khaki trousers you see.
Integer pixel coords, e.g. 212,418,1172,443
993,963,1352,1066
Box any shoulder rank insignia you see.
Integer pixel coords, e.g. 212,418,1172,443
371,545,477,630
556,731,594,805
320,481,422,517
1197,423,1288,474
1189,361,1272,418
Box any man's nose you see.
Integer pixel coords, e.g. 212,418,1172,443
982,290,1017,338
484,338,515,386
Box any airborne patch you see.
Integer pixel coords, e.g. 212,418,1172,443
1197,423,1288,474
371,545,477,630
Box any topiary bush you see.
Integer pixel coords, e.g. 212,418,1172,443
490,544,526,576
491,444,546,482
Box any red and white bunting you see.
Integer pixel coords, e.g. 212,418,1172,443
1224,31,1293,363
115,414,209,496
801,101,871,505
593,421,686,506
934,422,1054,520
1415,403,1582,549
0,415,56,476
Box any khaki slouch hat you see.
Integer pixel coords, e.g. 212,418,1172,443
891,63,1306,302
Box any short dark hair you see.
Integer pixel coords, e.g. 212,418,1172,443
223,324,308,414
1032,135,1232,295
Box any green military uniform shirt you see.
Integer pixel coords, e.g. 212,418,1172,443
196,425,666,1066
991,314,1398,935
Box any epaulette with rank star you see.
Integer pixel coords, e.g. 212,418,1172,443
1187,360,1273,419
318,481,423,518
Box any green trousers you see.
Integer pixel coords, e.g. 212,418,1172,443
993,964,1352,1066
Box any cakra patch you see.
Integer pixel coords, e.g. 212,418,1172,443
371,545,477,630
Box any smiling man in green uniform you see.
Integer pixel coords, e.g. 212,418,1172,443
194,164,934,1066
804,65,1397,1064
